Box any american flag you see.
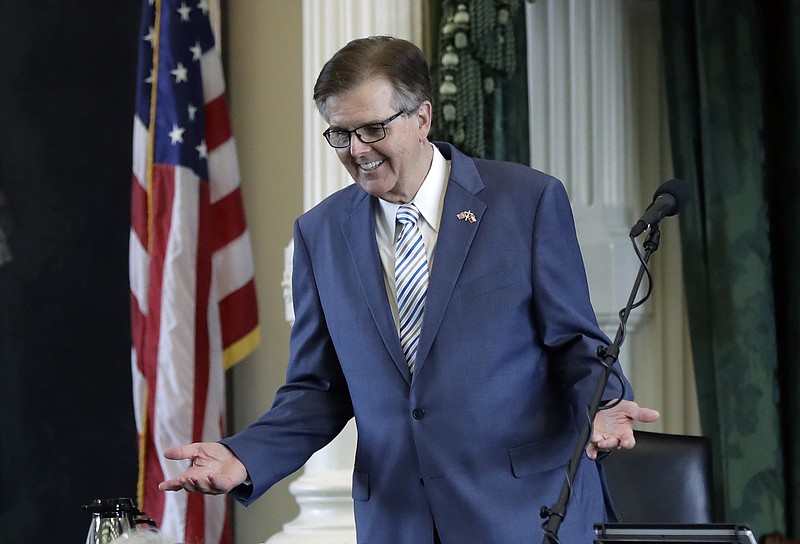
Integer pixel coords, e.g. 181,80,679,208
130,0,260,542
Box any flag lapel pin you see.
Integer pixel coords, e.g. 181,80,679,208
456,210,477,223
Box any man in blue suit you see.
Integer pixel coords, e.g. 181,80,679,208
160,36,660,543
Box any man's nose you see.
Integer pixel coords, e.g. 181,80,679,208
349,134,371,156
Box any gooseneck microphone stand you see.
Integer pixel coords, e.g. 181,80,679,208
540,226,662,544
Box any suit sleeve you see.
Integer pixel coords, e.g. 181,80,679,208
221,219,354,506
530,178,633,413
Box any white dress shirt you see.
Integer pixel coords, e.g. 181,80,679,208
375,143,450,331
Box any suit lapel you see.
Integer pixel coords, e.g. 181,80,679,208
339,143,486,383
414,144,486,376
341,192,412,384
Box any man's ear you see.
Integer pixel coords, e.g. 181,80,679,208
416,101,433,141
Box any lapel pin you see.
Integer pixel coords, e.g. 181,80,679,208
456,210,477,223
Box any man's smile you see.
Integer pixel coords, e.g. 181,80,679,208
359,159,384,172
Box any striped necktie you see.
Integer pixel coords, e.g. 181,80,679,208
395,204,428,373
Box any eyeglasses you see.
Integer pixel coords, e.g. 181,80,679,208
323,111,405,148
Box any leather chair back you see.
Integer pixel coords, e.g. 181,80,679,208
602,430,715,523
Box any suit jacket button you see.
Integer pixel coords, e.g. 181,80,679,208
412,408,425,420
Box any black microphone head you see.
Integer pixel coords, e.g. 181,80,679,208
653,178,691,217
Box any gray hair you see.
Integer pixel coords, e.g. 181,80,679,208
313,36,433,121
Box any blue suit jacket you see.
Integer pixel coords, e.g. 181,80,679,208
223,142,632,543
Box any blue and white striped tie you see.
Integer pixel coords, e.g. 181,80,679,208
395,204,428,373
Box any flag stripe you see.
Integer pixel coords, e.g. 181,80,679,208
140,167,175,529
130,228,150,316
133,116,149,188
205,94,232,152
188,181,211,542
153,166,197,541
200,47,225,104
193,180,212,442
219,279,259,348
209,188,248,252
208,138,241,203
213,230,254,296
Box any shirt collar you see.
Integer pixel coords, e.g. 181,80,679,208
377,143,449,233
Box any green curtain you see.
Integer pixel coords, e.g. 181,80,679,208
429,0,529,163
661,0,798,538
763,0,800,537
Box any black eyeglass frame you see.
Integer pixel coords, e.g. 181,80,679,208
322,111,405,148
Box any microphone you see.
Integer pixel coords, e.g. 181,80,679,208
630,179,690,237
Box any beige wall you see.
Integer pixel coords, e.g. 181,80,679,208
224,1,304,542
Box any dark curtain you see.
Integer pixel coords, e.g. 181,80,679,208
762,3,800,538
0,1,141,541
661,0,798,538
429,0,530,163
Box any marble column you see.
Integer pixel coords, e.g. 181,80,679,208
525,0,645,379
